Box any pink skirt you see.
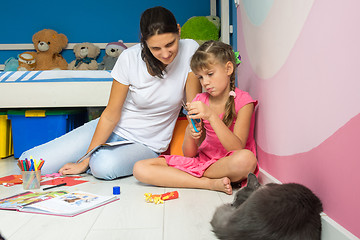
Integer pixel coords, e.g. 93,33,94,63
161,151,259,187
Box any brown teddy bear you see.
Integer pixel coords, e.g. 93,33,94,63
68,42,100,70
17,51,37,71
32,29,68,70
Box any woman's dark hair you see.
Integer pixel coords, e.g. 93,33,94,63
140,6,179,78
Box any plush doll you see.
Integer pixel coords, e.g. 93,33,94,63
3,57,19,71
181,16,220,45
68,42,100,70
32,29,68,70
98,40,127,70
17,52,37,71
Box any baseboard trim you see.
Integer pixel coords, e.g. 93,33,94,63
258,168,359,240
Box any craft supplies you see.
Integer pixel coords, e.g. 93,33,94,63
144,191,179,204
113,186,121,195
181,100,201,133
17,157,44,172
43,183,67,191
41,176,88,187
22,171,41,190
17,157,44,190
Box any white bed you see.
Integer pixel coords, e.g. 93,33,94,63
0,42,138,108
0,70,113,108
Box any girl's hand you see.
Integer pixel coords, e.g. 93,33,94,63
59,160,89,175
186,117,203,139
187,101,214,121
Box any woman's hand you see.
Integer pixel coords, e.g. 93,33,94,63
59,159,89,175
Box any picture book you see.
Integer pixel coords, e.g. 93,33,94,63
0,191,119,217
0,191,67,210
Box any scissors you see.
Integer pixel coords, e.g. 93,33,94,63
181,100,201,133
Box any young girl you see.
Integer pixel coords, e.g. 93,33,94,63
133,40,258,195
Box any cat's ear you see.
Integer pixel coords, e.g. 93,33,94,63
246,173,260,189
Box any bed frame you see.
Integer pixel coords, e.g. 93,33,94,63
0,43,136,108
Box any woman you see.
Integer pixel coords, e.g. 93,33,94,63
20,6,201,180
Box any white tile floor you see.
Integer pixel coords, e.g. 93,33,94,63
0,156,234,240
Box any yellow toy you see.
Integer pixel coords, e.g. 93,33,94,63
144,191,179,204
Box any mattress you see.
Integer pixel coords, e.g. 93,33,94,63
0,70,113,108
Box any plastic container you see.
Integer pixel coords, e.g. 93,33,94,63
0,111,13,158
22,170,41,190
8,109,87,158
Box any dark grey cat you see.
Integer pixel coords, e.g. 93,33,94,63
211,173,323,240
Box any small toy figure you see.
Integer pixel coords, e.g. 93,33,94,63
98,40,127,70
144,191,179,204
17,51,37,71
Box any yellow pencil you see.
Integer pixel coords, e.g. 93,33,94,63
34,159,38,171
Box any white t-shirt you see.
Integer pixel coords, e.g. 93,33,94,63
111,39,199,152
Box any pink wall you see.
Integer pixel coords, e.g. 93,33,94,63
236,0,360,237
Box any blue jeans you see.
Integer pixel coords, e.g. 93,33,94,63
20,118,160,180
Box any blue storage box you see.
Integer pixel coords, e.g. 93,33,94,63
8,109,87,158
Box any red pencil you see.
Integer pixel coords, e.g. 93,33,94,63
24,159,30,171
22,160,27,171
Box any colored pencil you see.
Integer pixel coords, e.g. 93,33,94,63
24,159,29,171
37,160,44,170
17,161,23,171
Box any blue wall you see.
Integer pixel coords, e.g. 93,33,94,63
1,0,210,64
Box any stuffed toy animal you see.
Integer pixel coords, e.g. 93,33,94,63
68,42,100,70
32,29,68,70
3,57,19,71
181,16,220,45
17,52,37,71
98,40,127,70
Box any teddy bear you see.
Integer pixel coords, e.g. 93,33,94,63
98,40,127,70
32,29,68,70
68,42,100,70
17,51,37,71
181,16,220,45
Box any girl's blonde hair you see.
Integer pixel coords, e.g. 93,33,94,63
190,40,237,127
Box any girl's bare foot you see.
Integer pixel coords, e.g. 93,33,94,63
210,177,233,195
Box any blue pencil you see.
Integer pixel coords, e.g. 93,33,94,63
30,159,35,171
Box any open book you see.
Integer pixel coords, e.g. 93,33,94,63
0,191,118,217
77,140,133,163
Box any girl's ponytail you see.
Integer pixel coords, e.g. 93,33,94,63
223,77,236,127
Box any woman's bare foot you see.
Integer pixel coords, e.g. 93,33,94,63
210,177,233,195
